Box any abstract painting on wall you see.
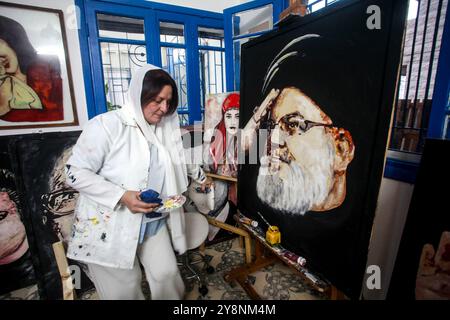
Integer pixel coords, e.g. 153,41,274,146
237,0,409,298
9,132,93,299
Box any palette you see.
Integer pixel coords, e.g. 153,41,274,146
154,195,186,213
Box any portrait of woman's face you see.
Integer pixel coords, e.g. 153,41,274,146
0,38,20,76
40,147,78,244
0,191,28,265
224,108,239,136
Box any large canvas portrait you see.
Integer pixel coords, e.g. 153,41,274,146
9,132,93,299
0,2,78,129
238,0,408,298
0,136,36,295
388,139,450,300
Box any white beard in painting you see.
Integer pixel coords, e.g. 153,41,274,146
256,132,335,215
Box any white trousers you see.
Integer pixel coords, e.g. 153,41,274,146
87,224,185,300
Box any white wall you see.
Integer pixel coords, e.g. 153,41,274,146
0,0,89,136
147,0,252,12
363,178,415,299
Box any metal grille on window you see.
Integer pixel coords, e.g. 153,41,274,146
198,27,226,119
199,51,226,104
100,43,147,110
160,22,188,120
97,14,147,111
178,114,189,126
161,47,188,111
390,0,448,158
306,0,448,159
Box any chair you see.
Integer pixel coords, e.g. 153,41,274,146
178,211,214,296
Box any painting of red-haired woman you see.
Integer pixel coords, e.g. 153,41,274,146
204,92,240,177
203,92,239,205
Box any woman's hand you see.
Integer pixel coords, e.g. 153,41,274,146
120,190,160,214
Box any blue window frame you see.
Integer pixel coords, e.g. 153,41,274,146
156,13,191,125
77,0,224,125
198,26,226,120
224,0,285,92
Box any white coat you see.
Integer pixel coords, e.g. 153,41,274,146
65,65,205,269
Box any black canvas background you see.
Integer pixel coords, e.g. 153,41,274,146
9,132,93,299
238,0,408,298
387,139,450,299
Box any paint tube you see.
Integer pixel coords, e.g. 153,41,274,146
241,217,259,228
304,271,319,284
282,250,307,266
238,213,259,228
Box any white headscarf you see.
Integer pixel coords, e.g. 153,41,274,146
121,64,189,253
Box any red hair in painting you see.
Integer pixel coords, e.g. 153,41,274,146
209,93,240,172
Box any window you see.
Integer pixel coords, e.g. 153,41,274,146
97,14,147,111
301,0,449,183
198,27,226,119
389,0,448,158
159,22,189,125
225,1,284,92
98,13,145,41
83,1,224,126
231,3,273,91
160,21,185,44
232,4,274,36
308,0,342,13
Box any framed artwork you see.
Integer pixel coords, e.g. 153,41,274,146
237,0,408,298
203,92,240,178
0,1,78,129
388,139,450,300
9,132,93,299
0,136,36,295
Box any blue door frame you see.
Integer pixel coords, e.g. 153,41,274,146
224,0,285,92
155,11,224,124
76,0,223,124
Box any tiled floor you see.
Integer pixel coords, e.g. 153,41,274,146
0,237,326,300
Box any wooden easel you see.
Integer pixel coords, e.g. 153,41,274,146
52,241,75,300
205,173,252,264
224,214,346,300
